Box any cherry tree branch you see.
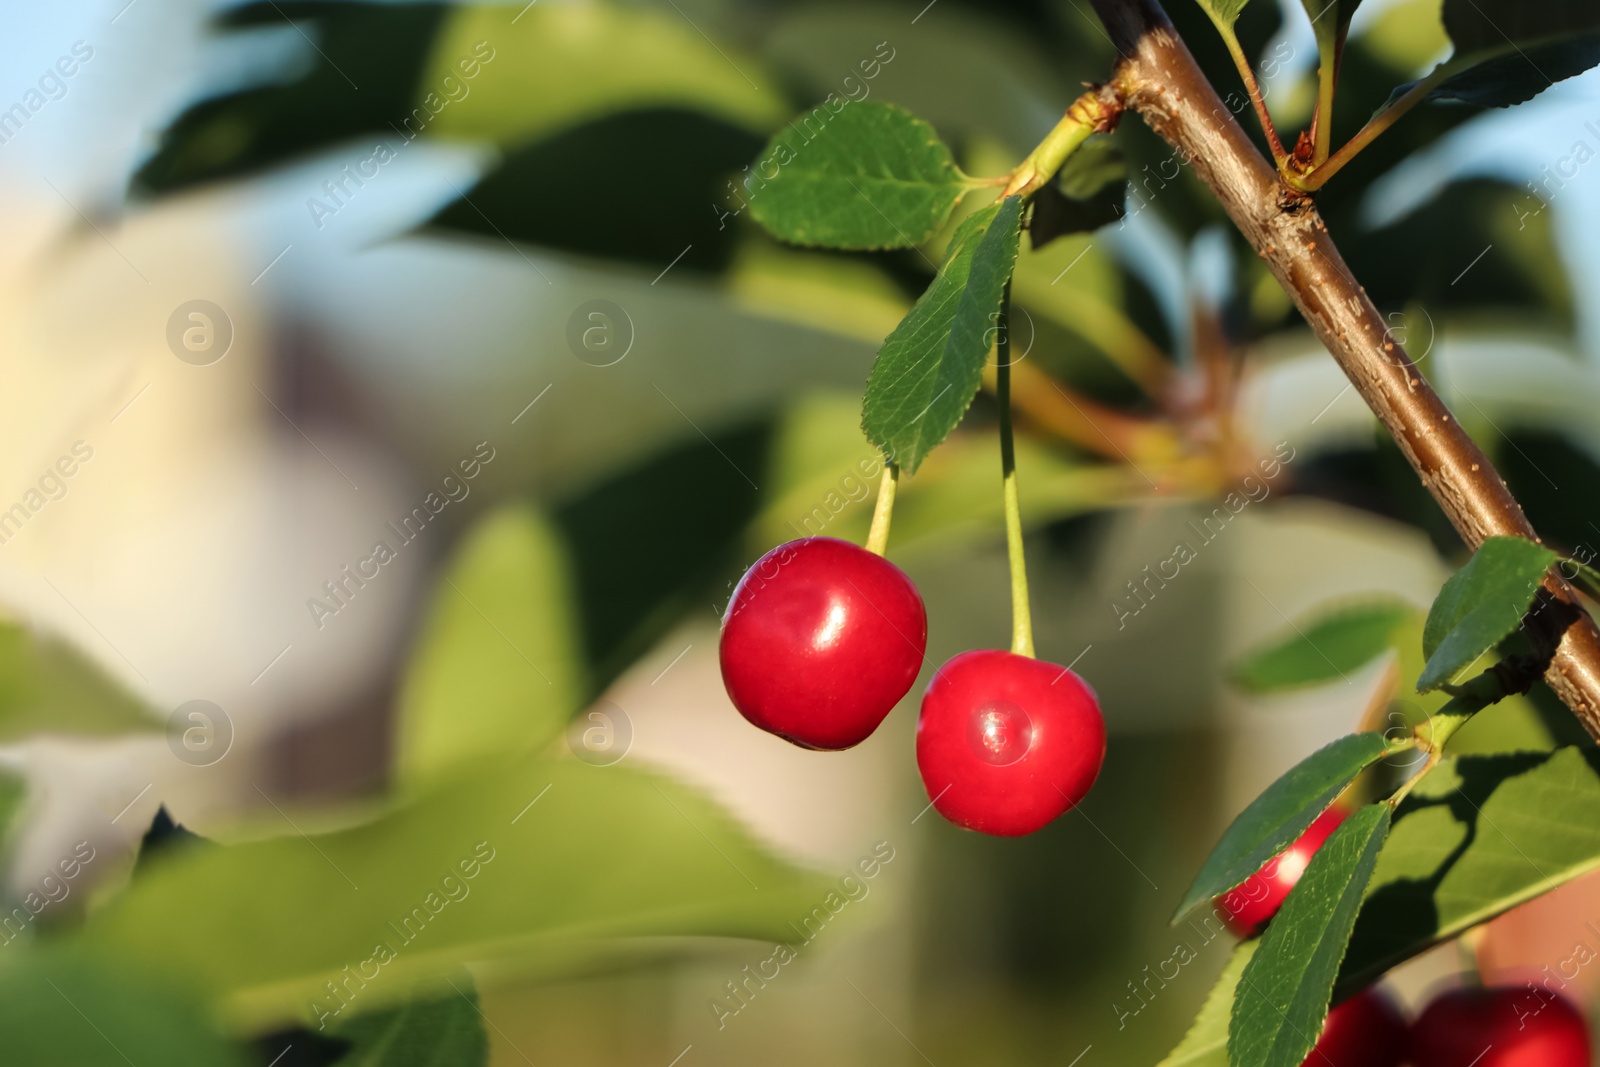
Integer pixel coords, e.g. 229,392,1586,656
1086,0,1600,740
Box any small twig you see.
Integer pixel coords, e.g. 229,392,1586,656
1087,0,1600,741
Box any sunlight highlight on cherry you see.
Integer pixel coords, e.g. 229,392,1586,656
1218,804,1347,938
719,537,927,750
967,699,1033,766
917,649,1105,836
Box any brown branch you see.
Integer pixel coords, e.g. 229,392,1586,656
1087,0,1600,741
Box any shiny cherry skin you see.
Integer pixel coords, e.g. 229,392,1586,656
719,537,926,750
1410,986,1591,1067
915,649,1105,836
1302,988,1408,1067
1218,804,1348,937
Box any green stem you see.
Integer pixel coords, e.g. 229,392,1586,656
1001,88,1115,199
864,462,898,556
1387,697,1476,808
1293,66,1452,192
1312,55,1337,164
997,283,1035,658
1214,22,1288,165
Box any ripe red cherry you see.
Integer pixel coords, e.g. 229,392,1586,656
719,537,926,750
915,649,1105,836
1410,986,1591,1067
1303,988,1408,1067
1218,804,1348,937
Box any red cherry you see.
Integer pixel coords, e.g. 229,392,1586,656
1303,988,1408,1067
719,537,926,750
915,649,1105,836
1218,804,1348,937
1410,985,1591,1067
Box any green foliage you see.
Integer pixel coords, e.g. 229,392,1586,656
1341,747,1600,992
1194,0,1254,30
1155,941,1258,1067
1442,0,1600,55
1302,0,1363,74
0,952,243,1067
0,768,25,857
860,197,1024,473
419,5,783,145
0,620,157,741
395,505,586,785
1417,536,1556,691
1172,733,1396,922
331,980,487,1066
1231,599,1415,692
1229,804,1391,1067
71,759,830,1029
748,102,971,250
1398,1,1600,108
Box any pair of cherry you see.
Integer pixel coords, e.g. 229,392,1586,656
1222,808,1592,1067
1300,986,1587,1067
718,536,1105,836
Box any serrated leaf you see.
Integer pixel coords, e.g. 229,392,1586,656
860,197,1024,473
1229,803,1391,1067
1232,599,1415,693
1155,940,1259,1067
1195,0,1253,30
1173,733,1395,923
395,505,587,785
1340,747,1600,994
1418,536,1556,691
1392,2,1600,110
331,981,487,1067
0,620,157,742
1028,140,1126,247
72,758,831,1030
747,102,970,250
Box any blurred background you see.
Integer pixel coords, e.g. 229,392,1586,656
4,0,1600,1063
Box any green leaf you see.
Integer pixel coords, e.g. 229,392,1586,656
1027,140,1127,247
1231,599,1415,693
72,758,831,1030
331,981,487,1067
1229,803,1392,1067
860,197,1024,473
1172,733,1396,923
1194,0,1253,30
419,5,785,146
0,952,243,1067
747,102,970,251
1396,3,1600,109
1156,940,1259,1067
0,620,157,742
395,505,587,785
1301,0,1363,74
1340,747,1600,994
1418,536,1556,692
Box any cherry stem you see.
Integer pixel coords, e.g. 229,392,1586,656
1291,66,1450,192
1001,87,1117,199
865,461,898,556
1214,22,1287,166
997,283,1036,658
